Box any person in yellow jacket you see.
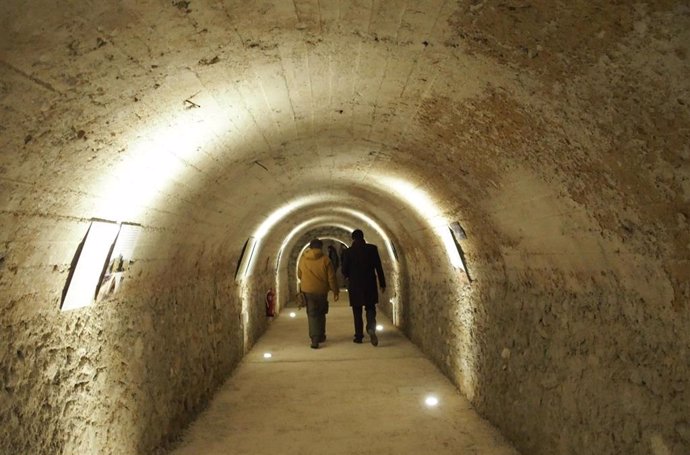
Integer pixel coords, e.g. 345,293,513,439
298,239,340,349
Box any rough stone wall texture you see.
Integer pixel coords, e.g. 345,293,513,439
242,256,278,345
0,223,269,455
397,4,690,454
1,1,689,455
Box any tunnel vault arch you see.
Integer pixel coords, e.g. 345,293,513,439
276,219,401,320
2,2,689,455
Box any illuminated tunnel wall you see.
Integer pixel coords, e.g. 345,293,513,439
1,2,689,455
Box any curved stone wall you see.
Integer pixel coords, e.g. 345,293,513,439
1,1,688,455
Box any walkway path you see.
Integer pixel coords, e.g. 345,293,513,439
170,294,520,455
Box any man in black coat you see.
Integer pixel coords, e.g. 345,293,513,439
341,229,386,346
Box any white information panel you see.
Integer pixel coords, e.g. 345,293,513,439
61,221,120,311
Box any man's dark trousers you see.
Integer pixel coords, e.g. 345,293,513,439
305,293,328,340
352,304,376,340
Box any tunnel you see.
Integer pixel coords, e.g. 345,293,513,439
1,1,689,454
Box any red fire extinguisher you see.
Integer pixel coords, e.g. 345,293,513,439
265,288,276,317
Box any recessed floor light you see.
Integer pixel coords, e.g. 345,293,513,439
289,312,296,318
425,395,439,407
376,324,383,331
263,352,272,359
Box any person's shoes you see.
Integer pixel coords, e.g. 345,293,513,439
352,336,363,344
368,329,379,347
310,338,319,349
319,334,326,342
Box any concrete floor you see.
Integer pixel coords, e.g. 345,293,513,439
170,294,520,455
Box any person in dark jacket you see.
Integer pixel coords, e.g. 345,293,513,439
341,229,386,346
327,245,340,272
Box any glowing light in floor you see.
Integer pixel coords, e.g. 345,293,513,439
263,352,272,359
376,324,384,331
289,312,296,318
425,396,439,407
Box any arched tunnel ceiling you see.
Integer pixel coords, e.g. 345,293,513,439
1,1,688,270
2,3,690,455
253,197,410,276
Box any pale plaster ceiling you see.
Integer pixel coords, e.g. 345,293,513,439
1,1,688,276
